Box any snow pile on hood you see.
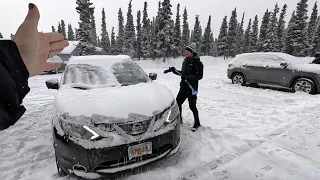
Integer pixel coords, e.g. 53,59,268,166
55,82,174,119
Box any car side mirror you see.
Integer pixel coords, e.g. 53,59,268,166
280,62,288,67
45,79,60,90
149,73,157,80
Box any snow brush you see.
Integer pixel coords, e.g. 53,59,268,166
164,68,198,96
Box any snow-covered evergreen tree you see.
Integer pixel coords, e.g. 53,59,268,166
76,0,95,55
172,3,182,58
75,28,79,40
90,7,97,46
202,16,212,55
311,23,320,56
125,0,136,57
181,7,190,55
284,11,297,55
157,0,174,62
258,9,270,51
211,37,218,56
227,8,238,57
190,30,194,43
192,15,202,53
97,36,101,47
141,1,151,59
243,18,252,53
52,26,56,33
217,16,228,57
277,4,288,51
250,15,259,52
290,0,309,56
57,22,62,34
101,8,110,54
136,10,142,60
0,32,3,38
116,8,125,55
264,3,280,52
60,20,67,39
307,2,318,55
236,13,245,55
150,18,158,59
68,24,75,40
110,27,116,55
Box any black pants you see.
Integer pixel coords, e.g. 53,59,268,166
176,88,200,126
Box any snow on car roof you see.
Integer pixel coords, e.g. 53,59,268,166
233,52,300,63
68,55,132,70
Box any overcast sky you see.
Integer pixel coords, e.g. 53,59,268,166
0,0,318,39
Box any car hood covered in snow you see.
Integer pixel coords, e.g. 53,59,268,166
54,82,174,123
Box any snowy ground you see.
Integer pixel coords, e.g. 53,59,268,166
1,56,320,180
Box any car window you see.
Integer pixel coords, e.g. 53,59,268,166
63,64,115,87
111,61,150,86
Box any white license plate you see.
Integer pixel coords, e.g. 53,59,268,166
128,142,152,160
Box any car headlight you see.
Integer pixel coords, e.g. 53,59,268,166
60,121,101,141
165,102,179,124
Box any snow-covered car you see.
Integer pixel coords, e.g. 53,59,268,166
45,55,181,179
227,52,320,94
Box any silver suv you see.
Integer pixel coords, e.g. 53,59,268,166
227,52,320,94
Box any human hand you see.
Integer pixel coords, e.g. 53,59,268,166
13,3,69,77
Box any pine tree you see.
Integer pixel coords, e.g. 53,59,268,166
277,4,288,51
116,8,125,54
150,18,158,59
258,9,270,51
227,8,238,57
68,24,75,40
202,16,212,55
90,7,97,46
110,27,116,55
284,11,297,55
136,10,142,59
75,28,79,40
250,15,259,52
192,15,202,53
308,2,318,55
211,37,218,56
101,8,110,54
57,22,62,33
76,0,95,55
52,26,56,32
60,20,67,39
217,16,228,58
157,0,174,62
243,18,252,53
236,13,245,54
311,23,320,56
190,30,194,42
290,0,309,56
124,0,136,57
181,7,190,55
0,32,3,38
97,36,101,47
264,3,280,52
172,3,182,58
141,1,151,59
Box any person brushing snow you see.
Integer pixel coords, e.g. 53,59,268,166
164,43,204,131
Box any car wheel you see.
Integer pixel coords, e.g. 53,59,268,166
56,159,68,177
232,73,246,86
292,78,315,94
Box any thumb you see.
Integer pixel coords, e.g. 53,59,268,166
24,3,40,27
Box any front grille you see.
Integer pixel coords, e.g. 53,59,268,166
118,120,151,136
95,144,172,171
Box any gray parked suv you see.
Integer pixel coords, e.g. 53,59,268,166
227,52,320,94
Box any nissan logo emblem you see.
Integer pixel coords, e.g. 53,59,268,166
131,123,144,135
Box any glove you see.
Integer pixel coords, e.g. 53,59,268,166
169,67,176,71
164,69,171,74
181,75,186,80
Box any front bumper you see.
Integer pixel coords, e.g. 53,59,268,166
53,122,180,179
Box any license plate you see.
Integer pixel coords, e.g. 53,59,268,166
128,142,152,160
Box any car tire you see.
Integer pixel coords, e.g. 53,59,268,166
292,78,316,94
232,73,246,86
56,159,68,177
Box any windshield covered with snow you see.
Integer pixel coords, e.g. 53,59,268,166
63,61,150,88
